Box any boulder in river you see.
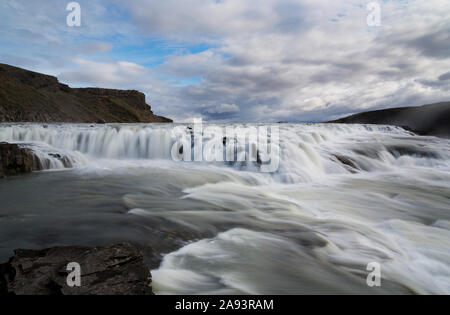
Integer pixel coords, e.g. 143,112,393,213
333,154,359,173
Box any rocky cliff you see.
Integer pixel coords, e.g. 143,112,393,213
0,63,172,123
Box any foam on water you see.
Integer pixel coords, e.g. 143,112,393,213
1,123,447,181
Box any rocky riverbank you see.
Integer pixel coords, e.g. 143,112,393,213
0,243,153,295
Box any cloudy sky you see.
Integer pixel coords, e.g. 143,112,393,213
0,0,449,122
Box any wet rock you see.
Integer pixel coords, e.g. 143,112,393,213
0,142,35,177
47,153,73,168
0,143,73,177
97,119,106,124
0,243,153,295
333,154,359,172
223,137,237,146
0,262,15,295
256,150,262,165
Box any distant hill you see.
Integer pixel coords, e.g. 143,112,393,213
329,102,450,138
0,63,172,123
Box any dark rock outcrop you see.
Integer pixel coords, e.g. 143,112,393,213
0,142,73,177
332,154,359,173
0,63,172,123
0,142,36,177
329,102,450,138
0,243,153,295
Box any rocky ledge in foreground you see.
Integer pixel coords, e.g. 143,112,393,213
0,243,153,295
0,142,72,178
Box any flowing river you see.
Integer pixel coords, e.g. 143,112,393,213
0,123,449,294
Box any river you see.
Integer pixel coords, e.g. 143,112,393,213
0,123,449,294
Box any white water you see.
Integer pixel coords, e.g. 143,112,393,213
0,123,449,294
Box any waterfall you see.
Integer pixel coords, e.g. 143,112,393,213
0,123,448,182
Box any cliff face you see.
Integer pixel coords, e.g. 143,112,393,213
0,63,172,123
330,102,450,138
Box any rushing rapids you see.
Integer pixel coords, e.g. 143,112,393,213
0,123,449,294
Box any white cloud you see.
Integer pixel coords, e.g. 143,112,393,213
145,0,450,121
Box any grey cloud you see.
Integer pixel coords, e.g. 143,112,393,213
439,72,450,81
403,28,450,59
117,0,313,41
73,0,450,122
79,41,113,54
417,79,450,89
273,2,307,34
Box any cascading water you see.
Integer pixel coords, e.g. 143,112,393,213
1,123,447,180
0,123,449,294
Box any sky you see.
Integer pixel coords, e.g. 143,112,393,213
0,0,449,122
